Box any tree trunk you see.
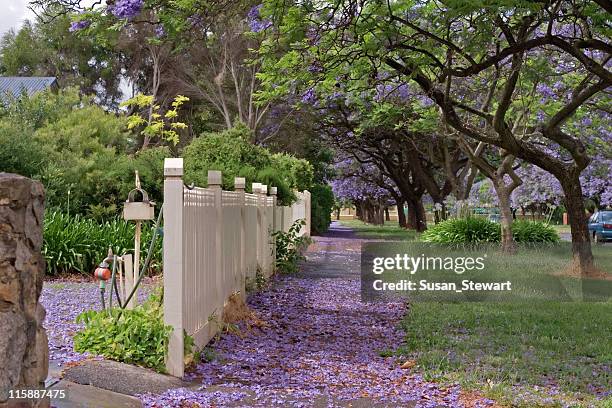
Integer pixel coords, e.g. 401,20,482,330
385,207,390,222
493,182,516,254
406,198,427,232
355,202,363,220
397,201,407,228
559,174,594,274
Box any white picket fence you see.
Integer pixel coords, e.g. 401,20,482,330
162,158,311,377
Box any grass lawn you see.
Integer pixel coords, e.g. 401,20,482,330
351,219,612,407
399,300,611,407
339,219,420,240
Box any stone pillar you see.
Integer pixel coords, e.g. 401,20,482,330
0,173,49,408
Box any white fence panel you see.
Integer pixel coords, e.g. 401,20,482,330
163,159,311,377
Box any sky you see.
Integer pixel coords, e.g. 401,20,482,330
1,0,36,37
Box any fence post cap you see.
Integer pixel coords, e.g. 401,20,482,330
164,158,184,177
207,170,222,186
252,182,261,193
270,186,277,196
261,184,268,195
234,177,246,190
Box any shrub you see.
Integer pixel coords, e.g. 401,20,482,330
310,184,334,234
421,217,500,244
0,120,48,178
273,219,310,273
421,218,561,244
183,124,313,206
43,212,162,275
512,220,560,243
74,290,172,372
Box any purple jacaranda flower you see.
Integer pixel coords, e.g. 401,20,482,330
108,0,144,20
155,24,166,38
69,19,90,32
247,4,272,32
301,88,317,105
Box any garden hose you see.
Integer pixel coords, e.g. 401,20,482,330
112,269,123,308
100,282,106,311
108,255,125,311
108,255,117,314
115,204,164,320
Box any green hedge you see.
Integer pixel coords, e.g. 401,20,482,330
43,212,162,275
310,184,334,235
421,218,560,244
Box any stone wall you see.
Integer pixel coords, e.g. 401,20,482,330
0,173,49,407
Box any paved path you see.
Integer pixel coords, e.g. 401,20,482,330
41,222,494,407
140,222,492,407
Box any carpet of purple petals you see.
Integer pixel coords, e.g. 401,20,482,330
139,244,496,407
40,280,153,367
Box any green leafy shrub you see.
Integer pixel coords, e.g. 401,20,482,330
421,217,501,243
0,121,48,177
183,124,313,206
309,184,334,234
421,218,560,244
43,212,162,275
273,219,310,273
74,290,172,372
512,220,560,243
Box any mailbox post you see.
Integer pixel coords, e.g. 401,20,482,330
123,171,155,308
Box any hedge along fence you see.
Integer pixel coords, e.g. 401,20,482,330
43,212,162,275
163,158,311,377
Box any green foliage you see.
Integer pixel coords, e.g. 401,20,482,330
246,269,268,293
421,218,501,244
0,121,47,177
0,89,169,217
184,124,311,205
511,220,560,243
121,94,189,145
33,103,130,214
43,212,162,275
74,289,172,372
421,218,560,244
309,184,334,234
0,87,81,129
271,153,314,191
272,219,309,273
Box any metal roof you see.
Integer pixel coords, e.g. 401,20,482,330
0,77,58,100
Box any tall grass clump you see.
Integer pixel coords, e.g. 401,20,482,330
421,217,560,244
421,217,501,244
511,220,560,243
43,211,161,275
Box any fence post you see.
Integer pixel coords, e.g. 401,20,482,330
252,183,262,273
163,158,184,377
305,190,311,236
260,185,269,275
208,170,223,313
270,186,278,271
235,177,246,297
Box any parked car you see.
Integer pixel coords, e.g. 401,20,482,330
587,210,612,243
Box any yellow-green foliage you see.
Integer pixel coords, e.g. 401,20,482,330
121,94,189,145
